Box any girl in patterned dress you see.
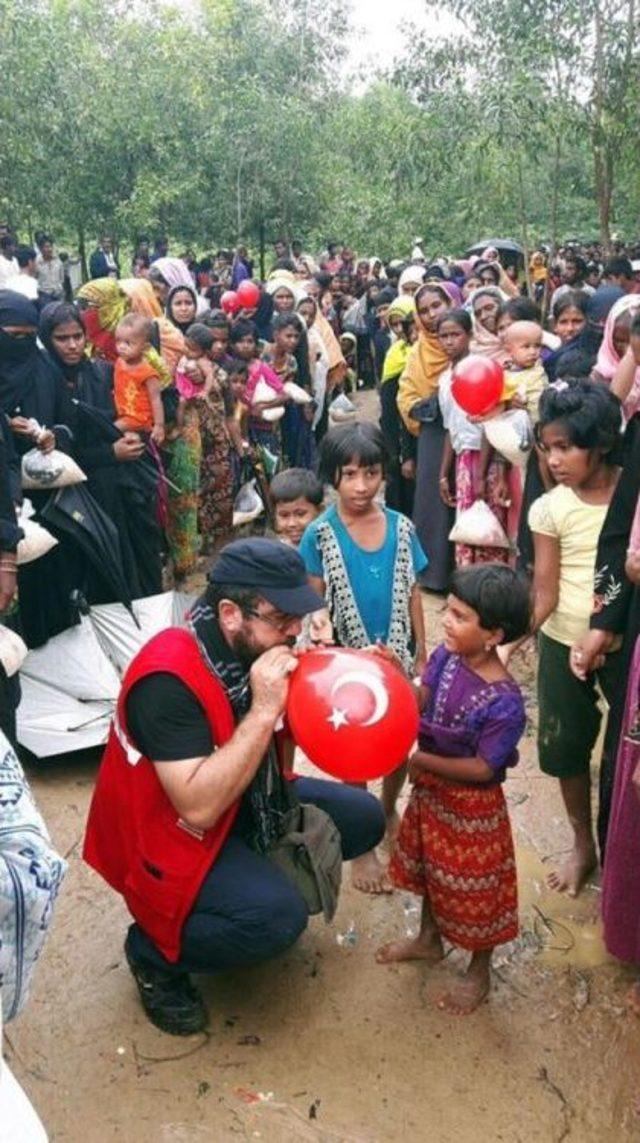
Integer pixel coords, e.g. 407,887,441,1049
376,564,530,1015
299,422,428,895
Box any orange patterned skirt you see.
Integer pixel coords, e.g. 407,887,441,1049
390,772,518,951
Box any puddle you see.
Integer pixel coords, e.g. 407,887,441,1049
515,846,611,970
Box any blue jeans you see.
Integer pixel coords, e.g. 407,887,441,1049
128,778,384,975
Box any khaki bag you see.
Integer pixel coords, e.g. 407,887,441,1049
268,802,343,922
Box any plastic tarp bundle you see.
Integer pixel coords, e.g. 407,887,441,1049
17,591,193,759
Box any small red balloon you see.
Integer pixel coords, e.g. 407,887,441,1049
236,279,260,309
286,647,419,782
451,354,504,416
220,290,240,315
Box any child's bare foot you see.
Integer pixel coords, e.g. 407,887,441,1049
350,850,392,894
382,810,401,853
437,954,491,1015
376,930,444,965
546,841,597,897
627,981,640,1016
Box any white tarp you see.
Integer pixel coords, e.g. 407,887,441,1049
17,591,193,759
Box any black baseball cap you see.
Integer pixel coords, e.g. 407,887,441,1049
208,537,324,616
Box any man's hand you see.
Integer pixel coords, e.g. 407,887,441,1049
250,644,299,721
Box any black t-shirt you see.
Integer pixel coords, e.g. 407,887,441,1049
126,673,214,761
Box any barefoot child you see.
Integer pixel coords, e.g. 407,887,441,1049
529,379,622,896
113,313,164,444
377,564,531,1014
299,423,427,894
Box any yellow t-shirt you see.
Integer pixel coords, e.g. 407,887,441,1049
528,485,608,646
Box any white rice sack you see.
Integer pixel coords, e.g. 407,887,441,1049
483,409,533,468
252,379,285,422
449,500,509,548
21,449,87,490
283,381,312,404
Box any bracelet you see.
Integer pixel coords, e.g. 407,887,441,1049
0,562,17,573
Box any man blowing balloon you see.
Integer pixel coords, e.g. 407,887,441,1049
84,539,384,1036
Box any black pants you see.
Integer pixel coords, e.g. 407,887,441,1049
128,778,385,975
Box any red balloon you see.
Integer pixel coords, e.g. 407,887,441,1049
451,354,504,416
286,647,419,782
220,290,240,315
236,279,260,309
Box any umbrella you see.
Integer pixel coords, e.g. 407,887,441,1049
72,399,180,494
17,590,194,758
466,238,523,257
39,483,137,622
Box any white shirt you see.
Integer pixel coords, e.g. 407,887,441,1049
4,273,38,300
0,255,18,289
439,365,483,454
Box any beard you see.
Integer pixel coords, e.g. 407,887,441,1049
230,627,296,668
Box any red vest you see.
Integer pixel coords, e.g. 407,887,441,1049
83,628,238,963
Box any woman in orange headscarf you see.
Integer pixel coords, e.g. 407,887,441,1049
397,282,455,591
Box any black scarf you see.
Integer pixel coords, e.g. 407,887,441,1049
189,595,295,852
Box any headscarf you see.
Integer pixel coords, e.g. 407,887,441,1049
469,287,509,363
0,290,67,426
151,257,195,293
396,282,451,433
265,274,304,307
398,264,425,293
164,283,198,333
76,278,129,362
595,295,640,419
120,277,162,318
39,301,115,413
387,295,416,321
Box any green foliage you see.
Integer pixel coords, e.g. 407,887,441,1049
1,0,638,261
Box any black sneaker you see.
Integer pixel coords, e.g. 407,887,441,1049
124,931,208,1036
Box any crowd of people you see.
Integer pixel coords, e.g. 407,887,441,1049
2,227,640,1044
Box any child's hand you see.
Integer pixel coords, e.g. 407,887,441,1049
366,641,404,673
408,751,430,783
438,476,456,508
151,424,165,446
493,472,511,507
401,458,416,480
626,548,640,586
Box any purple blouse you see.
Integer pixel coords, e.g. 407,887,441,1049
419,645,526,782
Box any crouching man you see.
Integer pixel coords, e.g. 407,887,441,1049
84,539,384,1035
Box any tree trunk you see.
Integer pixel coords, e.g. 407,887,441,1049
516,156,532,298
550,134,561,255
78,225,87,282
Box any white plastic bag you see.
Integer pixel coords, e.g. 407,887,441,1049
483,409,533,468
16,499,58,564
232,479,265,527
328,393,357,426
21,448,86,490
252,379,285,423
449,500,509,548
0,626,28,677
283,380,312,404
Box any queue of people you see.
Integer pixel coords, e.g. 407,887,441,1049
2,232,640,1049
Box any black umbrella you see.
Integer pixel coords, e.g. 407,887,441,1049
40,483,139,624
71,399,176,495
466,238,523,257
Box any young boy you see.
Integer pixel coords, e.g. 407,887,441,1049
271,467,333,646
113,313,164,444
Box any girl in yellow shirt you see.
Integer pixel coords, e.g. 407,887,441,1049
528,379,622,898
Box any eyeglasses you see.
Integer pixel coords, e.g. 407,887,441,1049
242,606,299,633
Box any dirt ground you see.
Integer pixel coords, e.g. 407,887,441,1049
5,392,640,1141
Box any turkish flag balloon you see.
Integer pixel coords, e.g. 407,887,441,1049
286,647,419,782
236,279,260,309
220,290,240,315
451,354,504,416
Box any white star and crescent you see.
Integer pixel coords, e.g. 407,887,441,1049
326,670,389,731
